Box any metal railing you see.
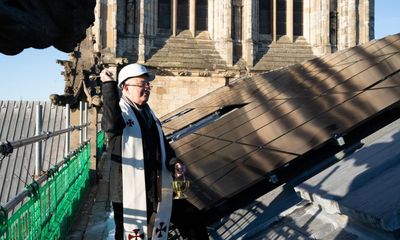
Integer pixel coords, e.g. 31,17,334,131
0,101,104,239
0,102,89,165
0,142,91,239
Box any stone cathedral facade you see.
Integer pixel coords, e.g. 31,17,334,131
65,0,374,116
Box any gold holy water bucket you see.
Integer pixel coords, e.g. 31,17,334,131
172,178,190,199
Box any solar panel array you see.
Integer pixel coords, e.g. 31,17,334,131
162,34,400,210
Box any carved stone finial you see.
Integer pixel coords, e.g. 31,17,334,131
178,70,191,76
199,69,211,77
223,71,236,78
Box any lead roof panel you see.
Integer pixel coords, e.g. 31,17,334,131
0,101,66,206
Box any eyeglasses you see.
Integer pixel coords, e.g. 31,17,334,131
124,83,153,89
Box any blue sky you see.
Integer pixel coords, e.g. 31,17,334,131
1,1,399,101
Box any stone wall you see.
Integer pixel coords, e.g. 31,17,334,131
148,75,226,117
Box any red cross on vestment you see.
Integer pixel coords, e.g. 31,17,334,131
128,229,144,240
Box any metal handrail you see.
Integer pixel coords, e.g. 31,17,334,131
0,101,92,214
2,141,90,213
0,123,89,157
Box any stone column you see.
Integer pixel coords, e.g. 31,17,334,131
212,0,233,66
272,0,277,41
190,0,196,37
321,0,330,53
307,0,317,50
313,0,330,55
101,0,118,54
286,0,294,42
138,0,145,63
358,0,374,43
359,0,367,43
348,0,357,47
208,0,214,39
337,0,348,50
243,0,255,66
303,0,310,42
147,0,157,54
225,0,233,66
172,0,177,36
305,0,331,56
111,0,118,54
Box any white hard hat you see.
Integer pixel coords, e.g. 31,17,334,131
118,63,155,88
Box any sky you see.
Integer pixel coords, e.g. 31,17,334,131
1,1,399,101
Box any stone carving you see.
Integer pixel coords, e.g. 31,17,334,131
50,28,127,109
199,69,211,77
223,71,236,78
50,29,104,109
178,70,191,76
156,68,174,76
56,60,76,95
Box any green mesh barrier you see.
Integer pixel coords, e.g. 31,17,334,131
97,130,105,159
0,139,98,240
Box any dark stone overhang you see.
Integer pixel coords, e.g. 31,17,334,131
0,0,96,55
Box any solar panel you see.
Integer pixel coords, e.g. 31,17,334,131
162,34,400,212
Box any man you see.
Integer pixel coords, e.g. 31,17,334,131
100,63,208,240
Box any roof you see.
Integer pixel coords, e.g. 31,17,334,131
0,101,66,206
161,33,400,216
209,112,400,240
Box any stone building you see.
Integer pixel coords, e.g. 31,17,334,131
86,0,374,115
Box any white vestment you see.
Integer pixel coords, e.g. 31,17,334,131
120,99,173,240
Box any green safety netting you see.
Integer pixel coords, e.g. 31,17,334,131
0,130,105,240
97,130,105,159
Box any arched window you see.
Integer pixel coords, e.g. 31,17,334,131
177,0,189,30
259,0,272,34
125,0,138,34
276,0,286,35
196,0,208,31
158,0,171,30
232,2,243,63
294,0,303,35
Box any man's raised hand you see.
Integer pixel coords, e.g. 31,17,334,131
100,68,115,82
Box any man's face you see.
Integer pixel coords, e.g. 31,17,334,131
122,75,152,106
